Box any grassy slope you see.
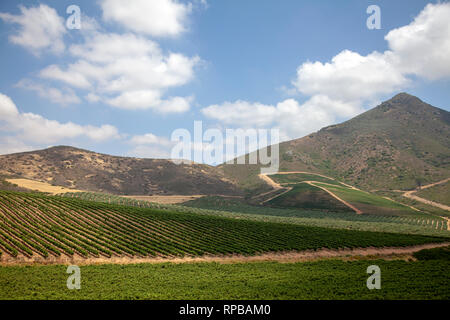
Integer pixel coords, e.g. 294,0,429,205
1,260,449,299
267,183,351,212
377,190,450,219
313,183,419,217
269,173,343,186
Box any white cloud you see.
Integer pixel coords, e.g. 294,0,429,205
101,0,192,37
0,4,66,55
16,80,81,106
128,145,172,159
0,93,120,146
0,94,19,119
202,101,277,127
39,32,199,112
202,96,360,141
385,2,450,80
204,3,450,142
0,136,34,155
40,65,91,89
293,50,408,103
127,132,174,159
129,133,173,146
292,2,450,103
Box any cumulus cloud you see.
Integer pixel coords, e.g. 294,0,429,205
0,93,120,148
0,136,34,155
129,133,173,146
385,2,450,80
0,4,66,55
293,50,408,103
127,132,175,159
101,0,192,37
202,101,277,127
16,80,81,106
40,64,91,89
127,145,172,159
292,2,450,103
202,96,360,140
39,32,199,112
203,3,450,141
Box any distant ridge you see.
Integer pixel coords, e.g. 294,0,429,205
0,145,241,196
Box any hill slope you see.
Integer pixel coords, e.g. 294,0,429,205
0,146,240,196
222,93,450,192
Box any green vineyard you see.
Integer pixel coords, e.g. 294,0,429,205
0,190,447,259
64,192,449,233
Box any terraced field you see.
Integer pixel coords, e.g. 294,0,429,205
0,191,448,261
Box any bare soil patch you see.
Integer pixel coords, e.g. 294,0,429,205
5,178,83,195
1,242,448,266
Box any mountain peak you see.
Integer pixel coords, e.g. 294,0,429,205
389,92,423,104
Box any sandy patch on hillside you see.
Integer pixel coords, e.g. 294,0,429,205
5,178,83,195
1,242,448,266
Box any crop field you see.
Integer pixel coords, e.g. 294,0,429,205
312,182,419,216
0,190,448,260
266,183,351,212
0,259,449,299
65,192,449,235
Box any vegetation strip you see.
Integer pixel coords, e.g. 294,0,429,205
0,191,447,263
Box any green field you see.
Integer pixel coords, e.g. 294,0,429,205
269,173,344,186
1,190,449,301
1,259,448,299
267,183,351,212
0,191,447,259
413,245,450,261
66,192,449,236
313,183,419,216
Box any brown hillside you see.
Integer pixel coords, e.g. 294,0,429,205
0,146,241,196
222,93,450,192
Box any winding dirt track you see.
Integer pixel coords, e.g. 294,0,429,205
1,242,448,266
307,182,362,214
402,178,450,212
400,178,450,231
258,172,362,213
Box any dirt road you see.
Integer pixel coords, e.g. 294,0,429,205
402,178,450,212
307,181,362,214
2,242,448,266
258,172,362,213
398,178,450,230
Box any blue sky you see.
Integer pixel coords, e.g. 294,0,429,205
0,0,449,162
